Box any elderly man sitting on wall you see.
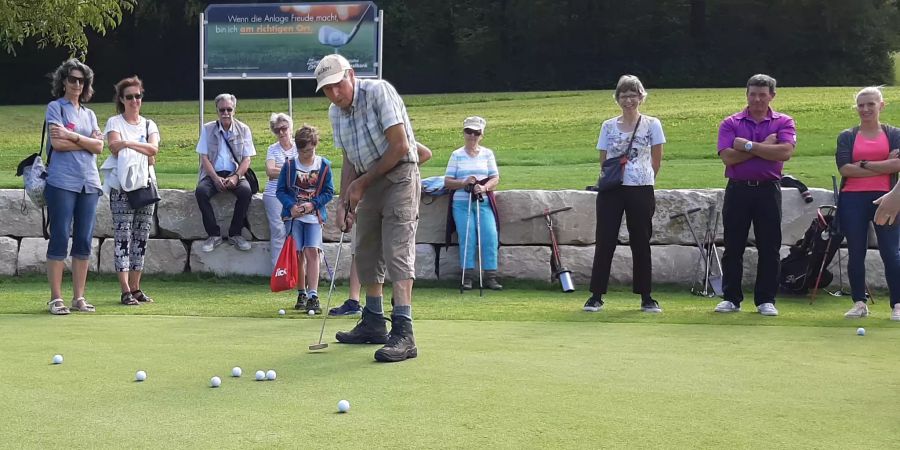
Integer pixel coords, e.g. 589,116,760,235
195,93,257,252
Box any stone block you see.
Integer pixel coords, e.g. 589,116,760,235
0,237,17,275
157,189,267,241
189,239,271,276
496,190,597,245
99,239,188,274
0,190,43,237
17,237,99,273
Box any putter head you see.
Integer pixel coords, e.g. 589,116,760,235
308,343,329,351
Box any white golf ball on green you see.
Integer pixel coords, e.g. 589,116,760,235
232,367,242,377
337,400,350,413
255,370,265,381
52,354,63,364
308,309,315,316
278,309,285,316
266,370,277,381
210,376,221,388
857,327,866,336
135,370,147,382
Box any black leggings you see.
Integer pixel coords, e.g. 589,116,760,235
589,185,656,295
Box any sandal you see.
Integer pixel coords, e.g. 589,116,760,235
71,297,96,312
48,299,70,315
120,292,139,306
131,289,154,303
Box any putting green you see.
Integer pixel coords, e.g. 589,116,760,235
1,314,898,448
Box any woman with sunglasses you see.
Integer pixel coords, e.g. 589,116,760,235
584,75,665,314
43,59,104,315
444,116,503,291
835,86,900,320
263,113,297,276
101,76,160,306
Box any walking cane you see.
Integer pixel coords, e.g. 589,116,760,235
460,187,474,294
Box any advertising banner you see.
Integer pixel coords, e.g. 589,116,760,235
204,2,378,78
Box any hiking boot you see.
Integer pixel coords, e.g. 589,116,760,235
641,298,662,313
461,276,473,291
757,302,779,316
305,295,321,314
201,236,223,252
374,315,417,362
484,271,503,291
844,301,869,318
714,300,741,313
229,235,251,251
335,308,388,344
892,304,900,321
583,295,603,312
329,299,362,316
294,292,308,310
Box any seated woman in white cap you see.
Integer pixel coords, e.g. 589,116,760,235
443,116,503,290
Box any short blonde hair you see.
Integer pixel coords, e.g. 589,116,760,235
614,75,647,101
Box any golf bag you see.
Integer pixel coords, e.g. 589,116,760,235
778,207,842,295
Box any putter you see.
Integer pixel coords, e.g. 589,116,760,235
460,188,473,294
669,208,707,296
475,192,484,297
310,207,350,351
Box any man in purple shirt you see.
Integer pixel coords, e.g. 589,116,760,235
714,74,797,316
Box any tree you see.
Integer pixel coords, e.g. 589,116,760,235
0,0,135,57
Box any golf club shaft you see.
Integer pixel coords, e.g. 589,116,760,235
316,231,345,345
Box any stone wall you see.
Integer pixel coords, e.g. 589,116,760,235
0,188,888,288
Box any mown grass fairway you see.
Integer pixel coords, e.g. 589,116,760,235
2,86,897,190
1,276,899,448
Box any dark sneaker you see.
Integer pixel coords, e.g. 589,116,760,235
484,277,503,291
583,296,603,312
329,299,362,316
294,292,308,310
640,299,662,313
306,295,321,314
374,315,418,363
335,308,388,344
462,277,473,290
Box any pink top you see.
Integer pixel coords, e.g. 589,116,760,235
844,131,891,192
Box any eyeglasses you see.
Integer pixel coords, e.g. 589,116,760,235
618,94,642,101
273,126,289,134
66,75,85,85
218,107,234,113
123,93,143,101
464,128,482,136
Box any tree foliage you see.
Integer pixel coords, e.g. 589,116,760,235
0,0,135,57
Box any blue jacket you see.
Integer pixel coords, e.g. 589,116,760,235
275,156,334,223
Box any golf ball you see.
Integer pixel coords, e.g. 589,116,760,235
210,376,221,388
135,370,147,382
308,309,315,316
232,367,242,377
52,354,63,364
857,327,866,336
255,370,265,381
266,369,277,381
278,309,286,316
337,400,350,413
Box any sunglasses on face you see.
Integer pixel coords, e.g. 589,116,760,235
66,75,85,85
464,128,482,136
218,107,234,114
274,126,289,134
123,93,143,101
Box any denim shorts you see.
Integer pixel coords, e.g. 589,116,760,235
285,219,322,250
44,184,100,260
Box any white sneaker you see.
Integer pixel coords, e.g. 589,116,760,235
892,304,900,321
714,300,740,313
201,236,223,252
757,303,779,316
844,301,869,318
229,236,251,251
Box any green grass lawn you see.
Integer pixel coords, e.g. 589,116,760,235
1,86,894,191
2,275,899,448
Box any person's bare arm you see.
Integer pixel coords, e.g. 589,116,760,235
107,131,159,157
733,136,795,162
651,143,663,176
416,142,432,165
874,182,900,225
266,159,281,180
49,124,103,154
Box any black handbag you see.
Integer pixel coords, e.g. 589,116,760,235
126,120,161,209
221,125,260,194
596,115,641,192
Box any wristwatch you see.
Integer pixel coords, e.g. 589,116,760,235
860,160,869,169
744,141,753,152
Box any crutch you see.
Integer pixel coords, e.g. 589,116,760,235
310,206,349,351
460,189,474,294
475,192,484,297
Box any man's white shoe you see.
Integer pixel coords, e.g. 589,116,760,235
229,236,251,251
714,300,740,313
757,303,779,316
892,304,900,321
201,236,223,253
844,301,869,318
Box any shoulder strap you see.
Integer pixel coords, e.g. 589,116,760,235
218,121,242,166
626,115,642,151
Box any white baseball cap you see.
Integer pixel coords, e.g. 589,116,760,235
463,116,486,131
314,54,352,92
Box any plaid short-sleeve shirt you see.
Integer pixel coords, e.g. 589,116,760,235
329,79,417,174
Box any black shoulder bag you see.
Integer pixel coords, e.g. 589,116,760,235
125,119,161,209
596,115,641,192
